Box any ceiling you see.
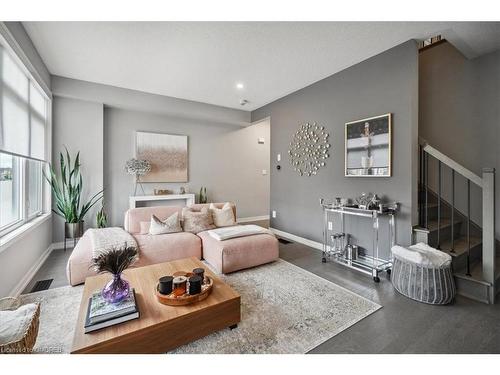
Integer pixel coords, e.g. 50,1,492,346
23,22,500,111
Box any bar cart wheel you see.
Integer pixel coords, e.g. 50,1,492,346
373,276,380,283
322,257,327,263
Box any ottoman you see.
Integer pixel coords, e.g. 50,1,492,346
198,231,279,274
391,243,456,305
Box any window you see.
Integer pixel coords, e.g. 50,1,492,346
27,158,42,218
0,153,21,230
0,38,50,237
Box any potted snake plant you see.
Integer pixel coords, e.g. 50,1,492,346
45,147,103,241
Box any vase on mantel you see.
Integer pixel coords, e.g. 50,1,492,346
101,273,130,304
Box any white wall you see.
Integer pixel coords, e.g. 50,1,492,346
52,96,104,242
0,219,52,297
104,109,270,225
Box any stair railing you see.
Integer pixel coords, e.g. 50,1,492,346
419,138,496,302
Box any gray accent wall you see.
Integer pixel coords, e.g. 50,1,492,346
252,41,419,251
419,42,500,239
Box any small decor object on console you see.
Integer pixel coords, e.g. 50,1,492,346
354,192,374,210
288,122,330,176
96,204,107,228
125,158,151,196
199,186,208,204
90,246,139,304
153,189,172,195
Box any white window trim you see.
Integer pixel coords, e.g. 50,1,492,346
0,212,51,254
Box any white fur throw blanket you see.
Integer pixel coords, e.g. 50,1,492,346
391,242,451,268
207,224,272,241
87,227,138,258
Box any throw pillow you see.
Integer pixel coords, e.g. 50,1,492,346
182,207,216,233
210,202,236,227
149,212,182,235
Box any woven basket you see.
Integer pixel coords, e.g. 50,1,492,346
0,297,40,354
391,256,456,305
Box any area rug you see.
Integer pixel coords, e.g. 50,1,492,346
21,259,381,354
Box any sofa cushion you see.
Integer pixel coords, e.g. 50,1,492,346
67,230,202,286
133,232,201,267
182,207,216,233
149,213,182,235
209,202,236,227
125,206,183,234
198,230,279,274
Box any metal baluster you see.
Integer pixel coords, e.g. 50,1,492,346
418,145,422,226
425,153,429,229
437,161,442,249
450,170,455,253
466,180,471,276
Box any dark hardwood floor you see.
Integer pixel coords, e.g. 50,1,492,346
23,220,500,353
278,240,500,354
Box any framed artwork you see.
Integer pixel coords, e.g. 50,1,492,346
345,113,392,177
135,131,188,182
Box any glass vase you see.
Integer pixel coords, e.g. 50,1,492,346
101,273,130,304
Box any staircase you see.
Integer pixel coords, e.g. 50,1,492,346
415,139,498,304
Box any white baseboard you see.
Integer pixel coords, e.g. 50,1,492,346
269,227,323,251
237,215,270,223
51,241,75,250
9,243,55,297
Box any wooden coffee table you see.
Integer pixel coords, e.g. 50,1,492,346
71,257,240,353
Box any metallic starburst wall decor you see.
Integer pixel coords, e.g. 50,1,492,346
288,122,330,176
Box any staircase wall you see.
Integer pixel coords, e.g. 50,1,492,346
419,41,500,240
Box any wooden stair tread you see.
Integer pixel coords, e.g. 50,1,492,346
426,217,461,231
438,236,482,256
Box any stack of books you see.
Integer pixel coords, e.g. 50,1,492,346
84,288,139,333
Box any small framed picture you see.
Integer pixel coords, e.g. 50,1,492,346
345,113,392,177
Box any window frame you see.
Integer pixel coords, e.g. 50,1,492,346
0,154,23,236
0,33,51,240
25,158,44,221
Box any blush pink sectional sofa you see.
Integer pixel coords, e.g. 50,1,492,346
66,203,279,286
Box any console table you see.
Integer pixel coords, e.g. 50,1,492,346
129,194,195,209
320,199,398,282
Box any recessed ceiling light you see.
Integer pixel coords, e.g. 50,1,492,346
236,83,244,90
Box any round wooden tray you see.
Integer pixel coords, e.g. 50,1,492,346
155,276,214,306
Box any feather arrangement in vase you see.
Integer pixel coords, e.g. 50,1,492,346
90,246,138,303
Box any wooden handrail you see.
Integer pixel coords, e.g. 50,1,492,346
419,138,483,187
